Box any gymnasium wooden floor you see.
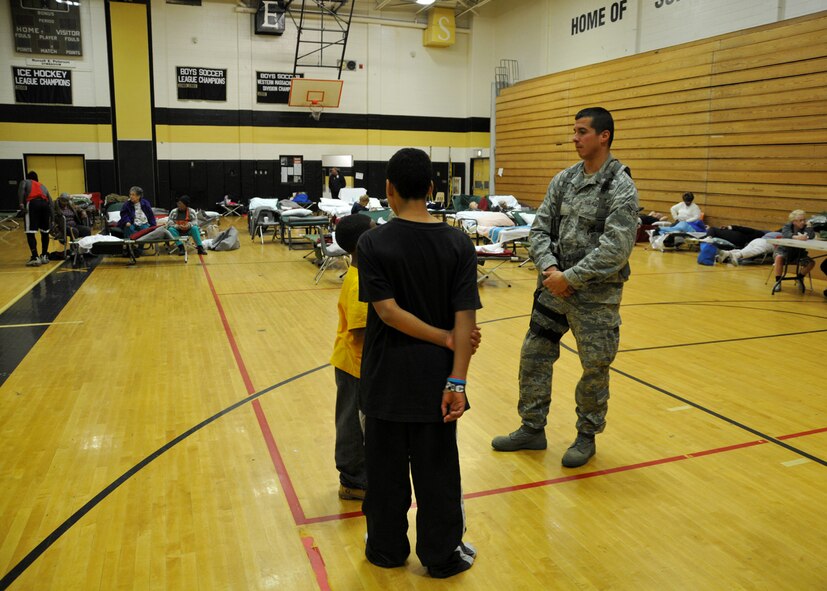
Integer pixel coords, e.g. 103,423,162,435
1,218,825,590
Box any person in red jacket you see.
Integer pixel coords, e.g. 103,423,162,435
18,171,53,267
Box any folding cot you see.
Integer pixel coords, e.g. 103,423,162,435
279,212,330,249
0,210,20,230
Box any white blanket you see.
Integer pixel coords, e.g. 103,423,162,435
248,197,280,212
318,198,352,217
337,187,368,204
75,234,122,254
488,195,519,209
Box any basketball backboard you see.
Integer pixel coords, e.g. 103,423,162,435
288,78,343,108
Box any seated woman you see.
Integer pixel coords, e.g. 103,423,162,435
670,192,702,224
118,186,156,238
772,209,814,292
53,193,91,241
166,195,208,256
660,192,705,234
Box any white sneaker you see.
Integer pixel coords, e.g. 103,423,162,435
39,254,50,264
26,257,41,267
716,251,730,264
729,251,741,266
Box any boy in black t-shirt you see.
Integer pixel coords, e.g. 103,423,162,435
358,148,482,578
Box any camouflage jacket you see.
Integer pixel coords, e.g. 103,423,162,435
529,154,639,304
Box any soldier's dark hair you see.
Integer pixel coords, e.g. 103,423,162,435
575,107,614,148
335,213,373,255
26,171,38,181
386,148,433,201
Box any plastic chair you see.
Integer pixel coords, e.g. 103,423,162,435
766,256,813,295
314,232,349,284
251,207,280,244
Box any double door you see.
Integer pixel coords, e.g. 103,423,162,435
24,154,86,196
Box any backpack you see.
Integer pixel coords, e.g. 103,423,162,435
293,192,311,206
210,226,240,251
697,242,717,266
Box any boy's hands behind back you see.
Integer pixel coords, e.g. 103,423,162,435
446,325,481,354
441,390,467,423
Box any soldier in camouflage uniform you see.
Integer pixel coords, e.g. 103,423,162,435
491,107,639,467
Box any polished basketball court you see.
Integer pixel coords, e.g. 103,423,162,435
1,219,825,590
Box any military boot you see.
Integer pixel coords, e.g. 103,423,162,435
491,425,547,451
561,433,596,467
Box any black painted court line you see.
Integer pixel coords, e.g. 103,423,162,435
0,364,328,591
619,328,827,353
554,335,827,467
629,301,827,320
0,261,100,386
609,365,827,468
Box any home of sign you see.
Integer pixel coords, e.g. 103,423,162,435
571,0,629,35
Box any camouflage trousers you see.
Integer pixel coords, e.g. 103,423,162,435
517,295,620,434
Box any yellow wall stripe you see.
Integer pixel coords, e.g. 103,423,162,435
1,122,486,149
110,3,152,141
0,123,113,143
156,125,489,148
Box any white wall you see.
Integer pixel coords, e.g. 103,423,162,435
480,0,827,76
150,2,475,117
639,0,778,52
149,2,483,165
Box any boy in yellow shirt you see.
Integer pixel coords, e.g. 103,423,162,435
330,214,374,500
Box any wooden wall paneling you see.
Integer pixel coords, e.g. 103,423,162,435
495,10,827,226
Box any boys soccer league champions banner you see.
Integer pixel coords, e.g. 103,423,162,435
176,67,227,101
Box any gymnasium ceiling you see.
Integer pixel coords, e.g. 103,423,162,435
361,1,500,22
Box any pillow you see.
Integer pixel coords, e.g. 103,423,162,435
280,208,312,217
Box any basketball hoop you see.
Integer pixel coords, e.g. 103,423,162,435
309,99,323,121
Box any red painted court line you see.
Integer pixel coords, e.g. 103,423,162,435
463,454,688,500
201,261,308,525
303,427,825,523
685,439,766,458
252,399,308,524
777,426,827,440
301,536,333,591
218,287,340,297
200,260,256,395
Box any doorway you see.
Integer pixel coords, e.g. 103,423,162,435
471,157,490,199
24,154,86,196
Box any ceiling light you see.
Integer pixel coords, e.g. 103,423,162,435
416,0,436,5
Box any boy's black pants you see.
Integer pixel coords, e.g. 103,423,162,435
363,417,465,568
